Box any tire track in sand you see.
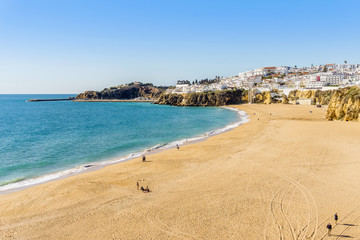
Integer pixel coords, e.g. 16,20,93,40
270,189,285,240
282,175,318,240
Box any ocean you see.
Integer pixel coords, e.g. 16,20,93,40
0,94,247,192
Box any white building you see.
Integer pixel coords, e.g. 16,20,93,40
304,73,343,88
335,64,358,71
239,68,264,78
319,73,344,86
273,77,285,83
297,98,313,105
276,66,289,75
304,74,325,89
262,67,277,76
175,83,190,93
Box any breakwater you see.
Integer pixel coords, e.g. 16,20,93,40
73,99,154,102
27,98,73,102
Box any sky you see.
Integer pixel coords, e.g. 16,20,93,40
0,0,360,94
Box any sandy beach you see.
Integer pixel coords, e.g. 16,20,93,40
1,104,360,240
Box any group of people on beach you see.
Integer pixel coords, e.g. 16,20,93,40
326,213,339,236
137,181,150,193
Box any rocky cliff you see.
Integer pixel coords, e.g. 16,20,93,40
284,87,360,121
287,89,333,105
76,83,165,100
326,87,360,121
77,82,360,121
155,89,287,106
253,91,280,104
155,89,247,106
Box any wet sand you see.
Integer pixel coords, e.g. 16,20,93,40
1,104,360,239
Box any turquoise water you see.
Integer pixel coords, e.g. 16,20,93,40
0,94,241,190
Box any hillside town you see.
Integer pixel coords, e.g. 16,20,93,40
171,63,360,95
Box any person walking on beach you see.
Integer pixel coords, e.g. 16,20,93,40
326,223,332,236
176,144,180,151
335,213,338,224
142,155,146,162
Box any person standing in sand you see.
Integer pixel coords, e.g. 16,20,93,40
335,213,338,224
326,223,332,236
176,144,179,151
142,155,146,162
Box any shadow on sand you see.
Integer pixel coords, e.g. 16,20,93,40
341,223,358,227
331,234,354,238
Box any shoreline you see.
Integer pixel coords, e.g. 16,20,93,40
0,106,248,195
2,104,360,239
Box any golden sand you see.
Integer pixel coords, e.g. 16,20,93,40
1,104,360,239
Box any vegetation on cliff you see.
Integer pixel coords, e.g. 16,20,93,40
76,82,166,100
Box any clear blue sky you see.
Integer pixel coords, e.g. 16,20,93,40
0,0,359,93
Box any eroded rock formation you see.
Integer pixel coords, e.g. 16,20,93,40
287,89,333,105
326,87,360,121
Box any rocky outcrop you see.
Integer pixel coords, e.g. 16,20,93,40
285,87,360,120
254,91,278,104
155,89,247,106
326,87,360,121
282,95,290,104
77,83,165,100
287,89,333,105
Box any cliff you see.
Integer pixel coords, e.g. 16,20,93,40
155,89,287,107
155,89,247,106
326,87,360,121
77,82,360,121
287,89,334,105
253,91,281,104
284,87,360,121
77,83,165,100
